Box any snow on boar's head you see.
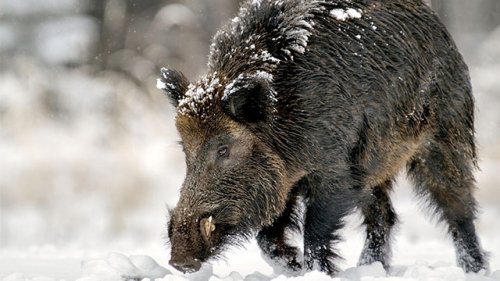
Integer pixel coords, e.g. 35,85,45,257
158,68,297,273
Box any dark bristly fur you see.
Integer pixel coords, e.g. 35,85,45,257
158,0,488,276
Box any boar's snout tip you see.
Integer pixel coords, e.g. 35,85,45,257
169,257,202,274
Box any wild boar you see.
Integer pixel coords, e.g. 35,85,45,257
158,0,488,275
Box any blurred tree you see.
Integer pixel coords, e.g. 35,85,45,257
89,0,164,69
86,0,242,82
432,0,500,32
430,0,500,59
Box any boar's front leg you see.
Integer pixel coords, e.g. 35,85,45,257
256,183,304,273
303,173,359,275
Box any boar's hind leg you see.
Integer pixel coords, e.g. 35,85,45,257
257,186,303,272
303,174,359,275
358,180,397,269
407,140,488,273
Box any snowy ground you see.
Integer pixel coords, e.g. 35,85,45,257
1,172,499,281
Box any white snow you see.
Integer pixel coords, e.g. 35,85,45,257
2,182,500,281
79,253,170,281
330,8,363,21
3,246,499,281
330,9,348,21
251,50,281,64
156,78,167,90
254,70,274,82
177,73,222,117
346,8,362,19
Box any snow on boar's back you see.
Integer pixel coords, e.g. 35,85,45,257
158,0,488,276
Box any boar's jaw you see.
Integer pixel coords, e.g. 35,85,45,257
168,222,210,273
168,208,242,269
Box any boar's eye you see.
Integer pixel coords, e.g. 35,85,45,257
216,145,229,158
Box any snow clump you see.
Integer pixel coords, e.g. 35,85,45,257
177,72,222,117
80,252,170,281
330,8,363,21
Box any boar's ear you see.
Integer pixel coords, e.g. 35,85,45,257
221,76,273,123
157,68,190,107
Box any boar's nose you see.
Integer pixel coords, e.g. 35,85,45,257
169,257,202,273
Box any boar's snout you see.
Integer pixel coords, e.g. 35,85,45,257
169,256,202,274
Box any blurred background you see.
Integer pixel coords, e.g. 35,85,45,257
0,0,499,267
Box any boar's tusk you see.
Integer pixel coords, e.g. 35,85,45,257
201,216,216,241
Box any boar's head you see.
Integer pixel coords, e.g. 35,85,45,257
158,68,302,273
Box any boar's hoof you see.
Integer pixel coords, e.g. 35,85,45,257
259,239,302,272
169,257,202,274
274,245,302,272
